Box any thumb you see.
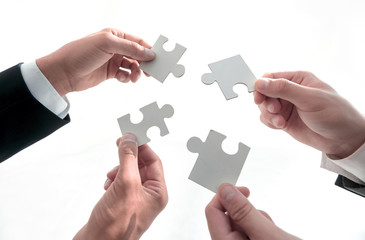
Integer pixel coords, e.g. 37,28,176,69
255,78,314,109
114,38,156,62
116,133,140,187
218,184,281,239
102,30,156,62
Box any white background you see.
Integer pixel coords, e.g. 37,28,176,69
0,0,365,239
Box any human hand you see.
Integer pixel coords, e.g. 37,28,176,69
205,183,300,240
37,28,155,96
254,71,365,159
73,133,168,240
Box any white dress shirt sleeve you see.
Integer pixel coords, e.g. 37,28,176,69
321,143,365,185
20,61,70,119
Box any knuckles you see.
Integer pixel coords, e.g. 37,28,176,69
126,40,145,57
204,204,215,219
228,198,254,224
274,78,291,92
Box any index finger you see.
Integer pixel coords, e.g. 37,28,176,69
138,144,165,184
205,194,235,239
99,28,155,62
263,71,298,81
205,187,250,240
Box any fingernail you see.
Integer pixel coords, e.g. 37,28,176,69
267,104,275,113
121,133,137,144
145,48,155,58
256,78,269,90
220,184,236,201
272,116,284,129
119,74,127,82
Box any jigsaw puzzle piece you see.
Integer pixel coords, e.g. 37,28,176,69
139,102,174,137
139,35,186,83
202,55,256,100
117,102,174,146
187,130,250,193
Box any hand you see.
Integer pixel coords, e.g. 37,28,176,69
73,133,168,240
37,28,155,96
205,183,300,240
254,71,365,159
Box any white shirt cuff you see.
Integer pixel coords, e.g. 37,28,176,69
20,61,70,119
321,143,365,185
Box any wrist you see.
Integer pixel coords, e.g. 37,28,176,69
36,56,72,97
330,119,365,159
73,223,140,240
74,211,144,240
331,139,365,159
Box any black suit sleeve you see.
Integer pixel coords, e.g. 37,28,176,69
0,64,70,162
335,175,365,197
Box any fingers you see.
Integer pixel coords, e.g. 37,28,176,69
101,29,155,62
236,186,250,198
104,166,119,190
262,71,299,82
206,193,241,240
217,183,283,239
111,136,167,204
115,57,142,83
254,91,266,105
261,97,282,114
255,77,313,110
259,104,287,129
205,186,251,240
137,144,167,207
138,144,168,210
254,75,320,130
103,28,152,49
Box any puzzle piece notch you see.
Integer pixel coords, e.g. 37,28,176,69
202,55,256,100
139,35,186,83
117,102,174,146
187,130,250,193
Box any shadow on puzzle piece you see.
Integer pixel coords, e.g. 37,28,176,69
202,55,256,100
117,101,174,146
139,35,187,83
187,130,250,193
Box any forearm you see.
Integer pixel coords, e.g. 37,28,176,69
73,218,142,240
0,64,70,162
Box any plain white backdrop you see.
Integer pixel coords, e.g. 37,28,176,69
0,0,364,239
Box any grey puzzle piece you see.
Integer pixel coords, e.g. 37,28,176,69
117,102,174,146
139,35,186,83
187,130,250,193
202,55,256,100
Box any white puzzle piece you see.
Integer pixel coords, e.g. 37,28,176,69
139,35,187,83
117,102,174,146
202,55,256,100
187,130,250,193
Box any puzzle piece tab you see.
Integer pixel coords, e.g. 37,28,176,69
202,55,256,100
187,130,250,193
117,102,174,146
139,35,186,83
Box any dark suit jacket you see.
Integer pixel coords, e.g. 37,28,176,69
335,175,365,197
0,64,70,162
